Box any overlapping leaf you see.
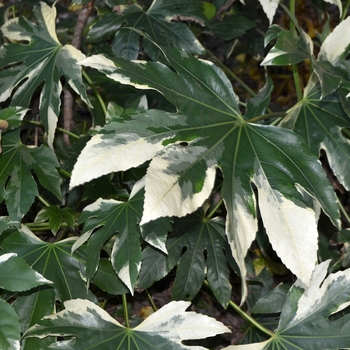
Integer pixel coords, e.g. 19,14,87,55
280,74,350,190
1,226,95,349
138,211,234,308
24,299,230,349
87,0,205,59
0,128,61,221
75,179,145,294
73,47,339,300
0,2,91,146
262,15,350,97
0,299,21,350
1,228,95,303
0,253,52,292
225,260,350,349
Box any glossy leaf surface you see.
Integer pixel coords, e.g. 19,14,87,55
75,48,339,300
0,128,61,221
0,299,21,350
281,74,350,190
87,0,205,59
76,179,144,294
25,299,230,349
0,2,91,146
0,253,52,292
1,229,94,303
226,260,350,349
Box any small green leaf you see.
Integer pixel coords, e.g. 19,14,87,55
24,299,230,349
0,129,61,220
78,178,144,294
251,284,290,314
202,1,216,20
35,206,76,235
169,212,233,308
208,14,256,41
244,77,273,120
0,106,28,130
264,24,283,47
0,253,52,292
262,28,313,66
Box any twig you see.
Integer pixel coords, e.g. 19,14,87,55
63,2,94,145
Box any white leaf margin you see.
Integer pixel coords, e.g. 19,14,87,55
25,299,230,344
257,0,342,25
318,16,350,64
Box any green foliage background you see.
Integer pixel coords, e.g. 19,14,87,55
0,0,350,349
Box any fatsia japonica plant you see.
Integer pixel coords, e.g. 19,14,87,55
1,0,350,348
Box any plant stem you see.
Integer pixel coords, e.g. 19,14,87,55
56,127,80,140
37,195,50,207
228,299,274,336
246,112,287,124
145,289,158,312
83,69,107,117
122,294,130,328
23,120,80,140
206,198,223,220
205,48,256,97
59,168,71,178
288,0,303,102
203,280,274,336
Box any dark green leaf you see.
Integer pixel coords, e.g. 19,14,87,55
0,129,61,220
76,47,339,301
2,230,95,303
77,179,144,293
0,2,91,146
262,28,313,66
209,14,255,41
0,299,21,350
92,259,129,295
280,74,350,190
169,213,232,307
87,0,205,59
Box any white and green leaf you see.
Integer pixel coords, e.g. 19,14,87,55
76,47,339,301
24,299,230,349
0,2,91,147
0,253,52,292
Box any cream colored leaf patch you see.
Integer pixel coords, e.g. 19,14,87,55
134,300,230,340
224,185,258,303
318,17,350,64
258,0,279,24
141,143,216,225
80,55,159,92
70,133,165,189
253,168,318,286
25,299,230,348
